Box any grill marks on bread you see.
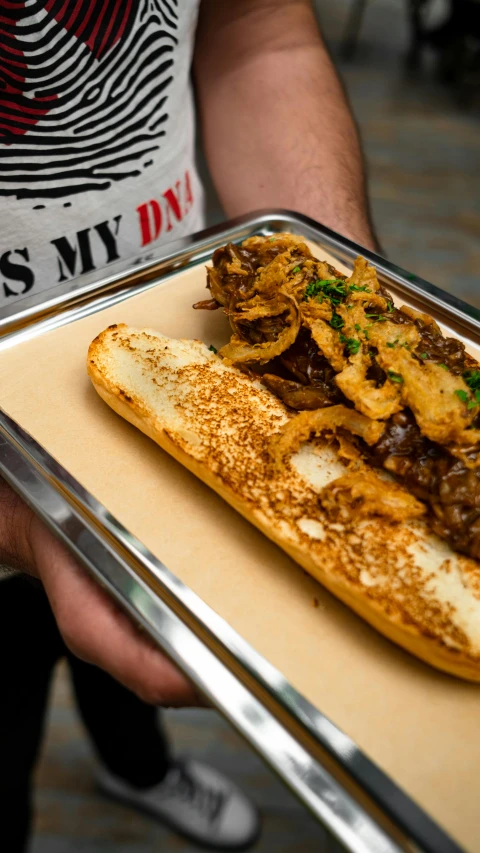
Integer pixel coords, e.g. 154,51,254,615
88,324,480,680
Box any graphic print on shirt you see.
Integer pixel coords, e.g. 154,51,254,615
0,0,179,200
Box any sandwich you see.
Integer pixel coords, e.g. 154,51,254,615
88,233,480,681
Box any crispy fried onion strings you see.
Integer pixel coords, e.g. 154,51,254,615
269,405,385,473
319,469,426,522
220,293,301,364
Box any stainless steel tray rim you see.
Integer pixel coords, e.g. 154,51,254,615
0,414,404,853
0,211,469,853
1,208,479,348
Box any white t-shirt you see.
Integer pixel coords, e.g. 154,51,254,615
0,0,204,306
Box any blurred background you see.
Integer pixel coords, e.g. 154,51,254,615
200,0,480,305
315,0,479,306
33,1,480,852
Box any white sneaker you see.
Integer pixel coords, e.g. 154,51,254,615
96,759,261,850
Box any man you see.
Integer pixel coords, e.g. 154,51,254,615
0,1,377,850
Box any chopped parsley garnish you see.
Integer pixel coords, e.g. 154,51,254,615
320,279,346,296
349,284,371,293
387,301,394,313
269,237,275,242
387,370,403,383
386,342,395,348
303,278,346,304
303,281,321,300
464,370,480,392
468,400,478,410
323,278,346,288
329,312,344,330
345,338,361,355
292,266,301,273
354,323,361,331
455,389,468,403
365,313,386,322
439,364,449,371
208,344,217,353
420,353,428,359
339,333,360,354
467,391,480,409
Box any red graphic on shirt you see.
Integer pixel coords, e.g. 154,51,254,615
0,0,134,136
0,1,53,135
44,0,134,60
137,172,195,247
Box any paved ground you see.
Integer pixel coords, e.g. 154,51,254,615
31,2,479,852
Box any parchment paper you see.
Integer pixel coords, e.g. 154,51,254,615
0,251,479,852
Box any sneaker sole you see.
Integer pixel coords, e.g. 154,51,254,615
96,781,262,852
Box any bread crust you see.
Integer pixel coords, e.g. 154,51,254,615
88,324,480,681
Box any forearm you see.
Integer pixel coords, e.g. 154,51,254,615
195,0,377,250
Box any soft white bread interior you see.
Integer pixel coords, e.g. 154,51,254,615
88,324,480,681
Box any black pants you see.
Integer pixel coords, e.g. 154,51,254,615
0,575,170,853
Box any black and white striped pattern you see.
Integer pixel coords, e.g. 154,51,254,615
0,0,179,200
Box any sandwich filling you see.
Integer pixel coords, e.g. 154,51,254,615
194,233,480,561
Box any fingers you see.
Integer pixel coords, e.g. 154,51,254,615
0,478,35,572
30,518,205,708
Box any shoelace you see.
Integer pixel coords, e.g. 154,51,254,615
164,765,225,824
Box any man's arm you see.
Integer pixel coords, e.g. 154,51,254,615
194,0,377,250
0,478,200,706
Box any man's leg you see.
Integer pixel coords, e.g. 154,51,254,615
0,576,63,853
67,655,170,787
67,654,260,850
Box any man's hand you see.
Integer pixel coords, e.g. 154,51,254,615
0,478,202,707
195,0,378,251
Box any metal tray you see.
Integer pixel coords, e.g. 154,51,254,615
0,210,475,853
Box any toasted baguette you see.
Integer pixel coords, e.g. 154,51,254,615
88,324,480,681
